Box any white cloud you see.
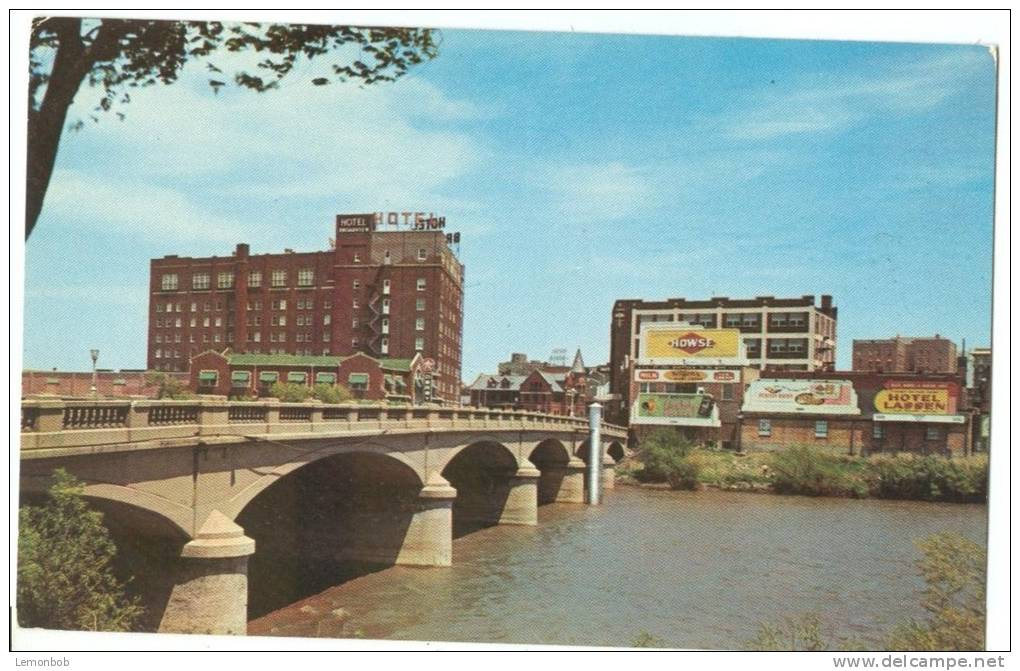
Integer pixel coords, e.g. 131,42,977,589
725,48,992,141
540,161,653,222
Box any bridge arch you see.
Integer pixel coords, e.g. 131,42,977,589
235,450,426,618
527,439,580,505
441,439,523,536
607,440,626,463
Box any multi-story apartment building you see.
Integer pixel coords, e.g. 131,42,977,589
852,335,958,374
147,213,464,404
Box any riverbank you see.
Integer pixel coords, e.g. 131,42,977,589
616,444,988,503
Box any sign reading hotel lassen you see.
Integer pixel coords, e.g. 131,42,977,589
641,327,743,364
873,380,958,415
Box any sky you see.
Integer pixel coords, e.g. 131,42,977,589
20,22,998,382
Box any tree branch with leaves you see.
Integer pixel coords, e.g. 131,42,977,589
27,17,440,239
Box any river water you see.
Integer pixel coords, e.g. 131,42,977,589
247,487,987,649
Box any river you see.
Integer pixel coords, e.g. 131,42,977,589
247,486,987,649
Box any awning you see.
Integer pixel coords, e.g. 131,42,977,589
287,372,307,383
198,370,218,383
873,413,966,425
113,378,127,385
315,372,336,384
259,371,279,383
231,370,251,383
348,373,369,385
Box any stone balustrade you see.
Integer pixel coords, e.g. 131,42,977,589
19,398,628,452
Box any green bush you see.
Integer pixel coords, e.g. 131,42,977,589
769,446,869,498
268,381,312,402
310,383,353,404
636,429,695,483
665,457,701,490
869,455,987,503
145,372,194,400
18,469,144,631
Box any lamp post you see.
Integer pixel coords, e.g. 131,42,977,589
89,348,100,397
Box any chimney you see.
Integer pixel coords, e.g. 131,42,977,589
821,294,832,310
235,243,250,258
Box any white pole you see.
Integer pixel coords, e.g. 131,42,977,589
587,402,603,504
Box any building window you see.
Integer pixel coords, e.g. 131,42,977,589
160,273,178,291
174,317,181,327
815,420,829,438
215,317,222,327
925,426,942,441
416,278,426,291
381,337,389,354
417,247,427,261
758,419,772,437
352,299,359,309
381,318,389,334
189,317,196,328
383,279,391,294
382,299,390,314
353,253,361,263
416,298,425,311
192,273,210,290
353,280,360,290
271,270,286,287
297,269,314,286
352,338,359,347
322,333,331,342
253,332,261,342
217,271,234,289
248,271,262,288
416,317,425,331
721,385,733,401
323,314,331,326
873,424,885,440
415,337,425,351
190,302,197,312
352,318,359,328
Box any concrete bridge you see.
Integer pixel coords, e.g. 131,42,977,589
19,398,628,635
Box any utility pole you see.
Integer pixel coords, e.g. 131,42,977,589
587,401,602,504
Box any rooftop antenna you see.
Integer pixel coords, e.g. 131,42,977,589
549,348,568,367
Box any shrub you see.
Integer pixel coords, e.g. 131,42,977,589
310,383,353,404
869,455,988,503
269,381,312,402
666,456,701,490
636,429,696,483
769,446,869,498
145,372,194,400
18,469,144,631
886,532,986,651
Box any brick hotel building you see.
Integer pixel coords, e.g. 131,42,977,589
148,213,464,404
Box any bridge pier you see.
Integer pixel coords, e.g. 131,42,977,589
539,457,587,504
602,454,616,491
158,511,255,636
395,477,457,567
498,465,541,525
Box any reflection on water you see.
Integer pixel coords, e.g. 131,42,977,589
248,487,987,649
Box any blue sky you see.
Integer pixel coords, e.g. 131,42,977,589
22,27,997,380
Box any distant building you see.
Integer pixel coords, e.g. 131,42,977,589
609,295,837,430
852,335,958,374
188,350,425,403
467,349,592,416
21,369,184,398
966,347,992,452
148,213,464,404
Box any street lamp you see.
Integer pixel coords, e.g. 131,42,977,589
89,348,99,397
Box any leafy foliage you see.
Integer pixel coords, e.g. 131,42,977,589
17,469,144,631
631,631,673,648
886,533,986,651
633,429,702,490
869,454,988,503
769,446,871,498
144,371,193,399
311,383,354,404
268,381,312,402
747,614,865,651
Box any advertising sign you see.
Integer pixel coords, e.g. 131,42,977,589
873,380,958,415
640,327,744,364
634,368,740,383
336,213,376,233
630,393,720,426
741,379,860,415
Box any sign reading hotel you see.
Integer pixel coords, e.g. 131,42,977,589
873,380,958,415
631,392,720,427
336,211,446,234
741,379,860,415
634,368,740,383
639,326,745,365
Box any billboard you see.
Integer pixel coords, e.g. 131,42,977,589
634,368,740,383
336,213,376,233
640,327,744,365
742,379,860,415
630,392,720,426
873,380,958,415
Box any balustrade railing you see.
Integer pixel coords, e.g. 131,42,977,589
20,398,627,441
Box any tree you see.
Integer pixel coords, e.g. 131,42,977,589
17,469,144,631
144,370,192,399
27,17,440,238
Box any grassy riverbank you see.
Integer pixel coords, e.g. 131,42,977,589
618,431,987,503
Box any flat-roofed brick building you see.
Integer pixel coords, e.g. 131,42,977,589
148,213,464,404
852,335,958,374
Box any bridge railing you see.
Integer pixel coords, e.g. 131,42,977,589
19,398,629,451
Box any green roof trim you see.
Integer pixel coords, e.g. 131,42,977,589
315,372,337,384
287,371,307,383
259,371,279,383
113,378,127,385
348,373,369,384
380,358,413,372
45,377,59,384
231,370,251,382
198,370,218,383
229,353,344,367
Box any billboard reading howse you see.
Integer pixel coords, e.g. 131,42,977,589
639,327,744,365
